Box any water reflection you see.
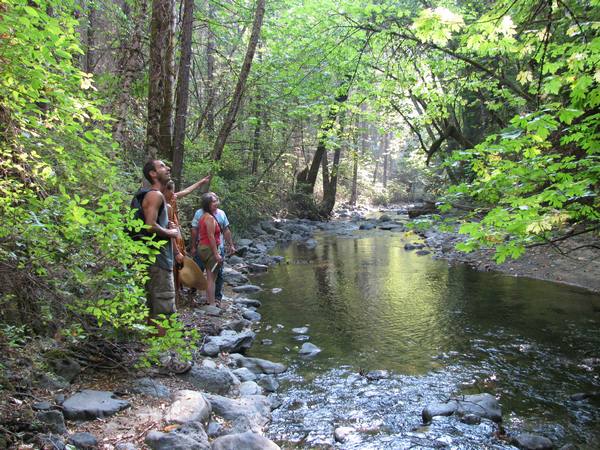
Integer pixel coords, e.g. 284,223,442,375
248,233,600,447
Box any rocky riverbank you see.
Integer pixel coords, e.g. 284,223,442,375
2,213,597,449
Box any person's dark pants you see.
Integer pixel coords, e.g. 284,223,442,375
194,247,225,300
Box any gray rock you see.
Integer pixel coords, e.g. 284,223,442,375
512,433,553,450
62,390,130,420
145,429,209,450
248,263,269,273
201,330,256,356
114,444,138,450
237,239,253,247
199,305,221,316
242,309,261,322
222,319,252,332
34,372,69,391
359,223,376,230
33,401,52,411
206,421,222,438
271,288,282,294
378,222,403,231
233,367,257,382
182,366,237,395
239,381,262,396
378,214,392,222
165,390,211,425
299,342,321,357
232,297,262,308
228,255,245,265
47,355,81,382
222,267,249,285
232,284,262,293
416,249,431,256
68,432,97,449
293,334,310,341
258,375,279,393
291,327,309,334
334,426,355,443
205,394,271,433
211,431,280,450
36,410,66,434
460,414,482,425
228,354,287,374
261,339,273,345
422,393,501,424
129,378,170,398
365,370,389,380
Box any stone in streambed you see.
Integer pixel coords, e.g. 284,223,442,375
422,393,501,424
232,284,262,293
211,431,280,450
62,390,130,420
68,432,98,449
511,433,553,450
299,343,321,357
165,390,211,425
228,353,287,375
181,366,237,395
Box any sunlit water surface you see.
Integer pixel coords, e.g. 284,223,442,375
247,231,600,449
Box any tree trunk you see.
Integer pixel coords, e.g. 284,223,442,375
146,0,176,160
172,0,194,188
296,92,348,194
349,121,360,206
205,0,215,137
382,133,389,188
251,110,261,174
84,4,95,74
112,0,146,148
320,132,342,217
212,0,265,162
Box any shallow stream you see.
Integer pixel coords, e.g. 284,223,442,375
247,226,600,449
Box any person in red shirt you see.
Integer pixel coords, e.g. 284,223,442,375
196,192,222,305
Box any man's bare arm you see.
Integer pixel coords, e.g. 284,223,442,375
142,191,179,239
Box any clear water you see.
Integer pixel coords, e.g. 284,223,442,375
247,231,600,449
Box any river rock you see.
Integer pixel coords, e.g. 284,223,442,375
460,414,482,425
248,263,269,273
211,431,280,450
205,394,271,432
114,444,138,450
229,354,287,374
68,432,98,449
36,410,67,434
378,222,403,231
239,381,263,396
201,330,256,356
233,367,257,382
242,308,261,322
422,393,501,424
33,401,52,411
237,239,253,247
512,433,553,450
165,390,211,425
271,287,282,294
301,238,318,249
334,426,355,443
198,304,221,316
299,343,321,357
258,375,279,393
378,214,392,222
182,367,237,395
129,378,170,398
292,326,309,334
233,297,262,308
223,318,252,332
145,423,210,450
293,334,310,341
46,354,81,383
232,284,262,293
359,222,376,230
366,370,389,380
34,372,69,391
62,390,130,420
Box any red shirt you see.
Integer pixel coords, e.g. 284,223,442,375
198,214,221,247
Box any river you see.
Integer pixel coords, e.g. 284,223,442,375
247,226,600,449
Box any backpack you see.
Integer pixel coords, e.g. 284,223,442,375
127,188,164,240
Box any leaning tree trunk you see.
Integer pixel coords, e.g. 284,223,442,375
172,0,194,188
146,0,176,160
212,0,265,162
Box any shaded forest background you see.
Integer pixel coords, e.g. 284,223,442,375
0,0,598,359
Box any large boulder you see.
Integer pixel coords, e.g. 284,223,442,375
205,394,271,433
511,433,553,450
228,354,287,375
165,390,211,425
211,431,280,450
222,267,249,286
181,367,238,395
200,330,256,356
422,393,502,424
62,390,130,420
145,423,209,450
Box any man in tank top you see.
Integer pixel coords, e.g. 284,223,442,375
141,160,183,329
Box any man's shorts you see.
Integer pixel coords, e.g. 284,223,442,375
147,264,176,317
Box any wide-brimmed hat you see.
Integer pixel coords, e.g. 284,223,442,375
179,256,207,290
